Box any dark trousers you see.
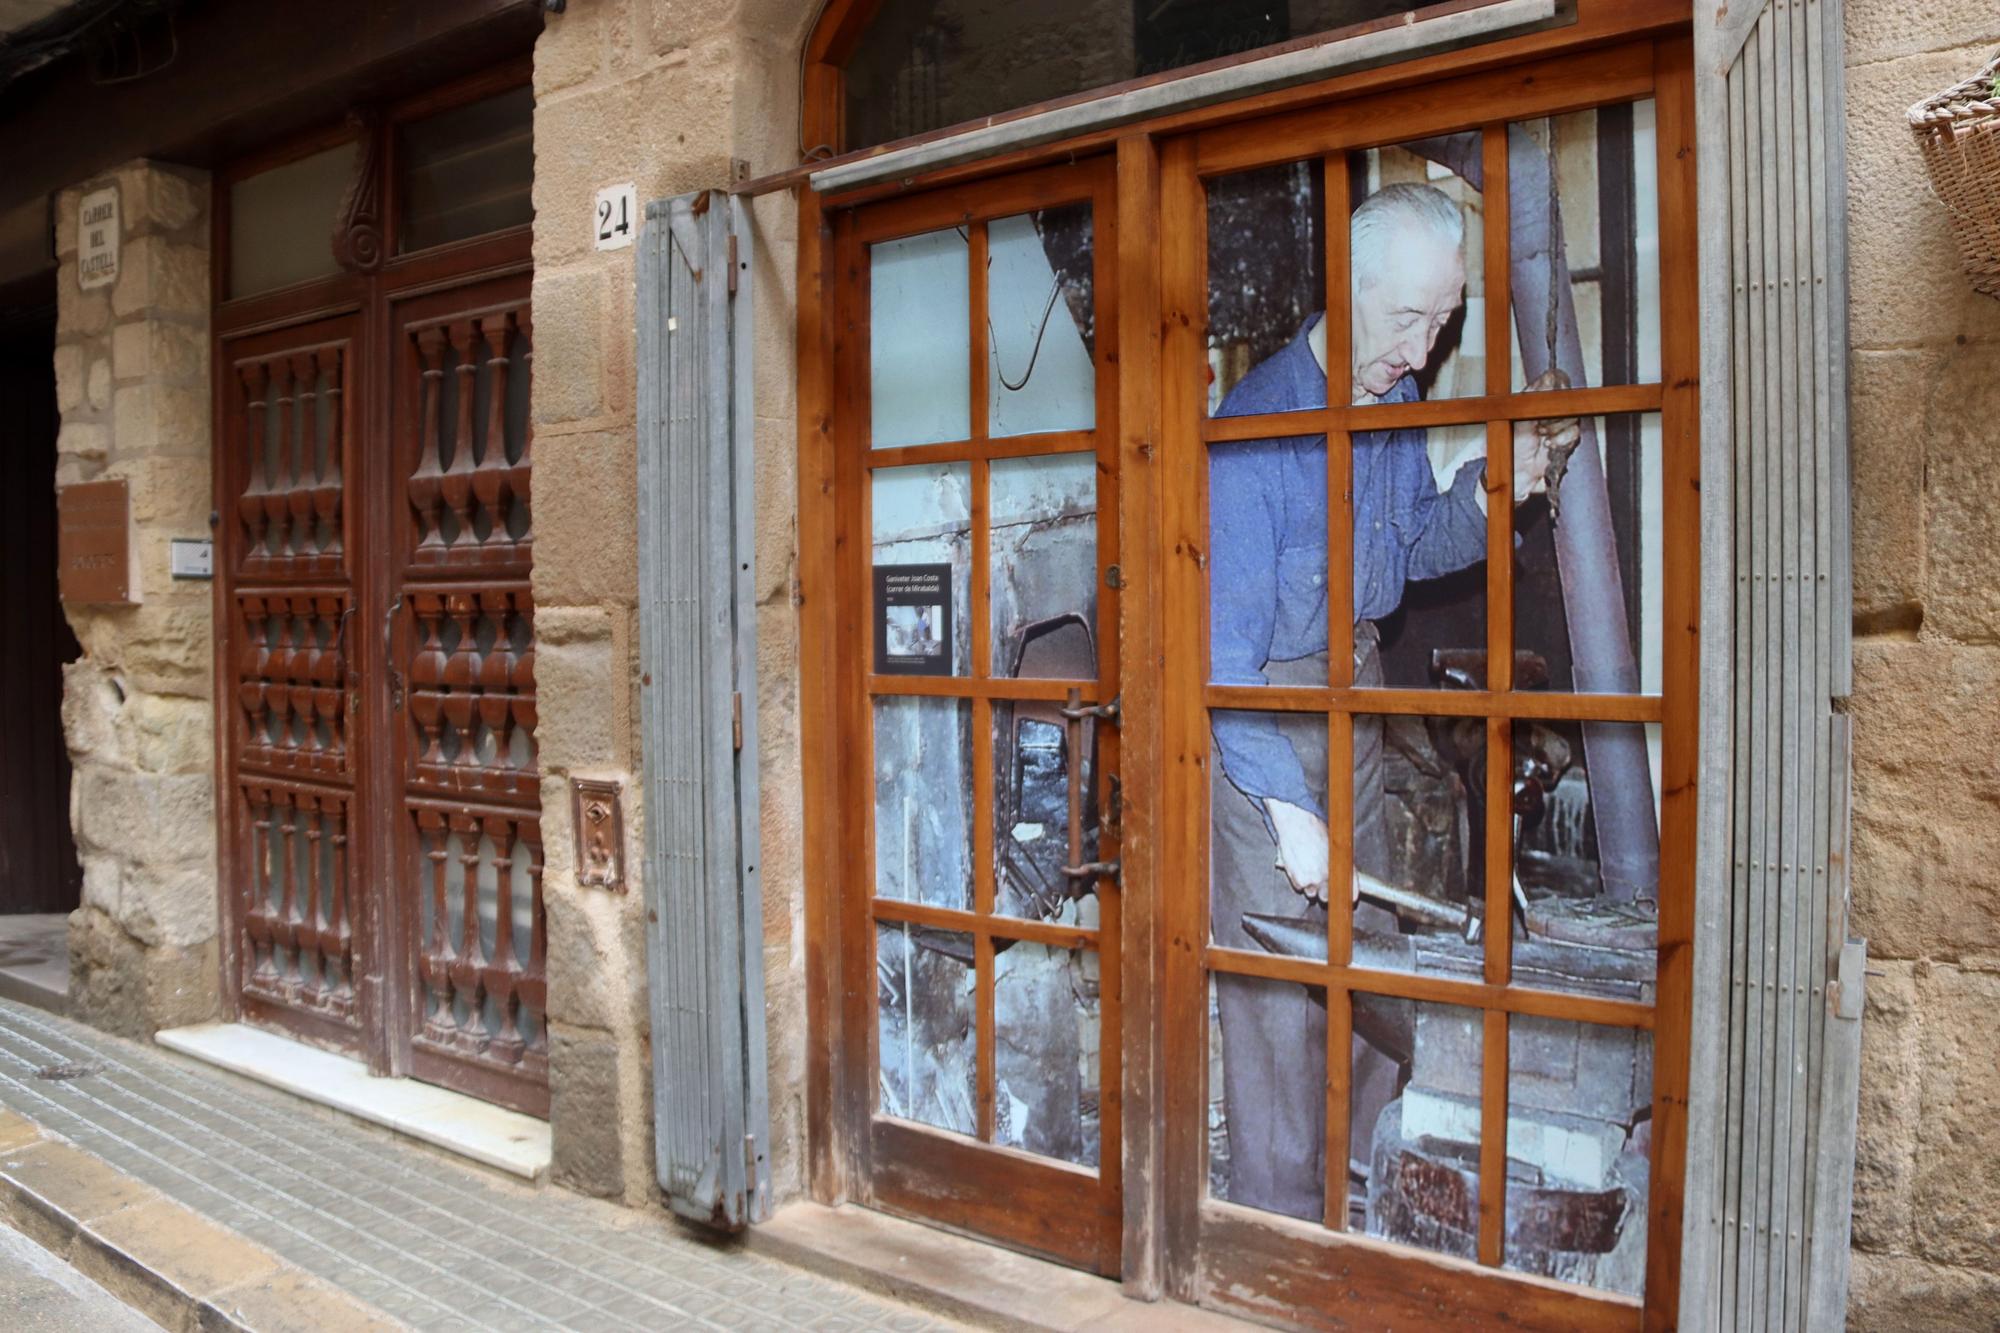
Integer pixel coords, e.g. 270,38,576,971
1209,625,1401,1221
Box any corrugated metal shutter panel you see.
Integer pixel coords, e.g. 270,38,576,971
1685,3,1867,1328
637,191,771,1229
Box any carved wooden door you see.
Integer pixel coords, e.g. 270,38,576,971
385,273,547,1116
215,77,544,1114
221,316,372,1057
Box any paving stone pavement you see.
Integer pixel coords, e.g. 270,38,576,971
0,998,955,1332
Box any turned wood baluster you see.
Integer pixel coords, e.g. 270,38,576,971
289,353,318,564
410,328,448,560
267,611,297,762
319,596,346,768
271,791,299,995
449,811,485,1050
418,808,455,1041
508,311,533,548
477,593,515,789
238,598,270,755
264,360,295,562
471,317,511,559
441,594,479,774
327,798,352,1002
302,794,324,1002
440,321,478,554
484,815,524,1063
518,820,547,1050
293,598,321,764
315,348,345,569
245,786,276,981
511,601,537,777
238,363,271,562
409,597,447,769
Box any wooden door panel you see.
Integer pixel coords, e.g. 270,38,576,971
220,317,369,1054
388,274,547,1117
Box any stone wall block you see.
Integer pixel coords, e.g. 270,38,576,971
533,4,604,96
1848,642,2000,960
1846,0,2000,67
72,606,213,698
529,429,638,607
1846,48,2000,349
76,768,213,864
57,420,107,465
1911,964,2000,1270
1918,344,2000,641
66,907,220,1039
80,854,121,918
53,343,86,414
60,662,124,763
111,323,150,381
110,382,157,455
1849,1250,2000,1330
117,163,205,236
543,879,646,1031
57,278,111,338
1848,349,1931,620
528,268,607,423
1851,960,1918,1251
111,235,208,322
531,82,643,270
112,693,213,775
119,861,220,951
548,1024,628,1198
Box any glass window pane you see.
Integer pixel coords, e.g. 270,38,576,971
1355,421,1488,689
1209,972,1327,1222
876,922,976,1135
994,942,1101,1167
1350,138,1486,403
229,143,356,298
988,206,1095,437
398,85,534,253
843,1,1444,150
1210,706,1330,947
993,701,1100,925
1504,1018,1653,1295
1208,433,1328,687
990,453,1097,677
1514,414,1664,696
1350,713,1484,977
873,697,974,911
872,228,971,448
1207,161,1324,417
873,462,971,677
1509,102,1662,391
1510,718,1663,992
1360,999,1484,1257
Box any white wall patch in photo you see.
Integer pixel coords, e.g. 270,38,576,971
595,182,637,251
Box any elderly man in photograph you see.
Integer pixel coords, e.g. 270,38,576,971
1208,181,1573,1221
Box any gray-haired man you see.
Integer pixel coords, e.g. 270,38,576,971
1207,183,1574,1219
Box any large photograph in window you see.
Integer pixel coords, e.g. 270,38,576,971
1204,105,1663,1296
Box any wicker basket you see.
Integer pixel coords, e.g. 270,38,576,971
1910,51,2000,299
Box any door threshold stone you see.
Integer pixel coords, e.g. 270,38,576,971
155,1021,550,1181
747,1201,1251,1331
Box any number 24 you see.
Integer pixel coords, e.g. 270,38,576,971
598,194,631,241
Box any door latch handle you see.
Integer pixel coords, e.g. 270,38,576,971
383,593,404,712
1059,695,1120,724
1059,687,1119,892
1061,859,1121,883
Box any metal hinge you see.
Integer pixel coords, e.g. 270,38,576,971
732,691,743,750
727,234,739,295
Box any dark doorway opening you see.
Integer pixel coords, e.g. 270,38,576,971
0,274,83,936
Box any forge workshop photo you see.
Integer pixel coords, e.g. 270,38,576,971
0,2,1990,1331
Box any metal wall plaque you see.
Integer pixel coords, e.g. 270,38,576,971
57,479,133,605
570,776,625,892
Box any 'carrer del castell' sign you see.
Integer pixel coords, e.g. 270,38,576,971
77,187,119,291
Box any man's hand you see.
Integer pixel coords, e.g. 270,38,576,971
1265,799,1351,907
1513,369,1580,503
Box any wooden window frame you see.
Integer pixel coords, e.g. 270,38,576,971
796,1,1698,1327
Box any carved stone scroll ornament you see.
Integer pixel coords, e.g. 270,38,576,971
331,109,384,274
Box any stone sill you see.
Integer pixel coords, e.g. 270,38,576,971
154,1022,550,1181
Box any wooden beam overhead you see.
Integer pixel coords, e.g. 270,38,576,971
0,0,543,210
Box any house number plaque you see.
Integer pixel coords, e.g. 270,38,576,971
570,776,625,892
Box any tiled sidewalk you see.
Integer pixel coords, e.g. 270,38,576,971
0,998,952,1331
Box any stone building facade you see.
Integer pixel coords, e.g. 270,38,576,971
1841,4,2000,1323
2,0,1996,1326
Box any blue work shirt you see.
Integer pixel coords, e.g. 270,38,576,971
1209,314,1488,818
